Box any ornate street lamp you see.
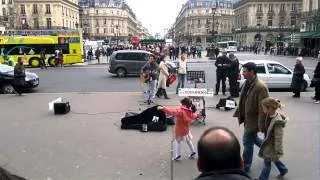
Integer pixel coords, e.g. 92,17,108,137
211,1,218,45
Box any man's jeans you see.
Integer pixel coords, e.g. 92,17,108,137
143,80,157,101
242,130,262,171
176,74,186,94
259,159,288,180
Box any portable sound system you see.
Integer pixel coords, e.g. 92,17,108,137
54,101,70,115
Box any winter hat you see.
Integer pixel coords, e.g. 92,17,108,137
296,57,303,61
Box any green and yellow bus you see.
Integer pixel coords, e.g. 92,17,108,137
0,30,83,67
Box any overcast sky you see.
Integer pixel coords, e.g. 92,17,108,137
126,0,187,36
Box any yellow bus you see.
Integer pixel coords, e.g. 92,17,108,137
0,29,83,67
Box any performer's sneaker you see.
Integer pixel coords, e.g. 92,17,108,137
173,155,181,161
189,152,196,159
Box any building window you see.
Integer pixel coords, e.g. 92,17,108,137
279,17,285,27
62,19,64,27
291,17,296,26
2,0,5,5
62,7,64,15
96,10,98,14
20,5,25,14
309,0,313,11
46,4,51,14
9,7,13,15
268,4,273,12
33,4,38,14
104,19,106,24
280,4,285,12
96,28,99,34
66,9,68,16
292,4,296,11
33,18,39,28
104,28,106,33
2,8,5,16
268,17,273,26
9,0,12,4
46,18,52,28
257,4,262,12
96,20,99,26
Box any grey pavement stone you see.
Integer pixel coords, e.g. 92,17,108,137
0,92,319,180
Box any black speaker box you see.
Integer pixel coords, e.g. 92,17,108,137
54,101,70,115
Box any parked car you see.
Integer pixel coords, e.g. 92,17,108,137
0,64,39,94
238,60,311,91
108,50,153,77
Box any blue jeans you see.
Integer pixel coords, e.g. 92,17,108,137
176,74,186,94
259,159,288,180
242,130,262,171
143,80,157,101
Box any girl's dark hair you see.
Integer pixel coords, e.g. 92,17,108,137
180,97,193,108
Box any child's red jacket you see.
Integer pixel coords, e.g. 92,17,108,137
162,106,198,137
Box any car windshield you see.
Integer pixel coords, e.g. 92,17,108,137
0,64,14,73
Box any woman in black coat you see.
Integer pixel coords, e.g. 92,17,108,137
312,60,320,103
291,57,305,98
14,57,26,96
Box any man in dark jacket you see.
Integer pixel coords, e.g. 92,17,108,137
226,53,240,97
195,127,251,180
141,55,159,104
214,51,230,95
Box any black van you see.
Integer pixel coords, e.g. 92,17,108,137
108,50,152,77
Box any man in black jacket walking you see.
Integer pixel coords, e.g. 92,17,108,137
226,53,240,97
215,51,230,95
195,127,251,180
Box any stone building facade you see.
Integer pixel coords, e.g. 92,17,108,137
6,0,80,30
174,0,234,47
233,0,302,48
79,0,141,41
299,0,320,50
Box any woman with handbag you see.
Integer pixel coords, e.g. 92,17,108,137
311,59,320,104
156,54,170,99
291,57,305,98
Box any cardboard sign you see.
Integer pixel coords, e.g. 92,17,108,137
225,100,236,109
178,88,214,97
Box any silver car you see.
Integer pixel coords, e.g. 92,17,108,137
238,60,311,91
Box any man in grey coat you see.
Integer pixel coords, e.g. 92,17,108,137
233,62,269,172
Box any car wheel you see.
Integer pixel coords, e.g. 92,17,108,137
2,84,15,94
301,80,308,92
29,58,41,68
116,68,126,78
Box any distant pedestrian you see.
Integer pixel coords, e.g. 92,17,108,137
291,57,305,98
233,62,269,173
195,127,251,180
156,54,170,99
157,97,198,161
95,48,101,64
40,49,47,69
257,97,288,180
176,54,187,94
13,57,26,96
226,53,240,97
311,59,320,103
214,50,229,95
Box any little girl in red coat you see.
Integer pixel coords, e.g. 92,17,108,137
158,97,198,161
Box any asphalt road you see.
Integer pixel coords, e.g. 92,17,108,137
25,52,318,93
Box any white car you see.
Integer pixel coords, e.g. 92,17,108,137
238,60,311,91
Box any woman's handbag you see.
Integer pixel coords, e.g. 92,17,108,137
166,74,177,87
310,77,320,87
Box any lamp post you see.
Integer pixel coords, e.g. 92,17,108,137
211,2,217,45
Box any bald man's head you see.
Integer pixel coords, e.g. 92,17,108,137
197,127,242,172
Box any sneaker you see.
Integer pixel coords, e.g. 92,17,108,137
189,152,196,159
173,155,181,161
278,169,288,177
314,100,320,104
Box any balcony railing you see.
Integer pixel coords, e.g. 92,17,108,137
234,25,299,33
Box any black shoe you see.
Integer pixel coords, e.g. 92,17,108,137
292,95,300,98
147,100,151,105
164,96,170,99
214,93,218,95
